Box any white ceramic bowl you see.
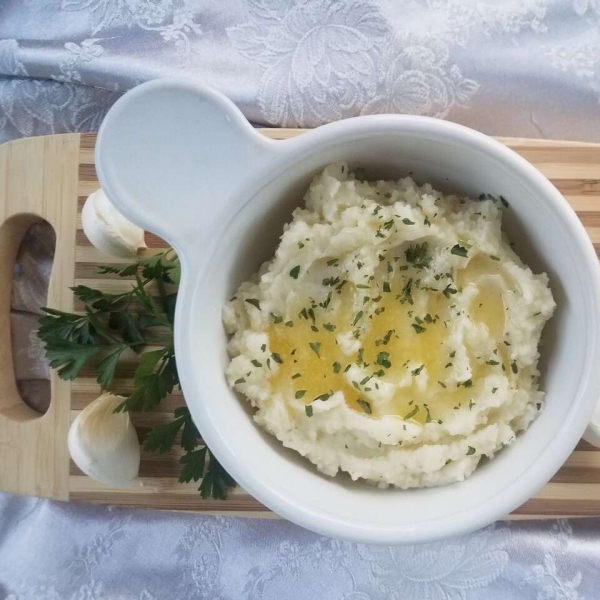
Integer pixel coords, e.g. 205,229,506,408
96,79,600,545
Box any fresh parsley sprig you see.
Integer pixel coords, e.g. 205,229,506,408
37,249,235,500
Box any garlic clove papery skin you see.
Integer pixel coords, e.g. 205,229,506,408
68,393,141,488
82,188,147,258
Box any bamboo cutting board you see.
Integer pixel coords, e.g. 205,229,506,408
0,130,599,518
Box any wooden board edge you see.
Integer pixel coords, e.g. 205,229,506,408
78,130,600,148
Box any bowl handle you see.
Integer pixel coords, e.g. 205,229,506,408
95,79,278,254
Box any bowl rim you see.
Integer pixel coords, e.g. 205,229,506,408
175,115,600,545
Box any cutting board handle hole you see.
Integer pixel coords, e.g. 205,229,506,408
0,214,56,422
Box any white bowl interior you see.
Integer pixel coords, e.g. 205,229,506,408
184,129,597,542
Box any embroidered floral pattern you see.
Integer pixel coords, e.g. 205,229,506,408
0,39,27,76
0,77,120,142
61,0,202,58
54,39,104,83
228,0,483,125
420,0,549,42
2,492,599,599
543,5,600,105
521,520,585,600
355,524,510,600
228,0,390,126
362,34,479,118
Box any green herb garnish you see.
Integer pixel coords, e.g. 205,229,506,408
376,352,392,369
442,284,457,299
39,250,234,500
399,278,413,305
245,298,261,310
405,242,430,269
357,399,372,414
353,311,364,325
375,329,394,346
322,276,341,287
451,244,468,258
404,406,420,420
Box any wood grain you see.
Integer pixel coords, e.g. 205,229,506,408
1,130,599,517
0,134,79,500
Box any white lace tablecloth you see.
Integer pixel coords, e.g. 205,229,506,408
1,1,600,598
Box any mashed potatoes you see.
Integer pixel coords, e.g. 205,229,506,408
223,165,555,489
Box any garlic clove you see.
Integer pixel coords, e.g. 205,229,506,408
68,393,141,488
82,188,147,258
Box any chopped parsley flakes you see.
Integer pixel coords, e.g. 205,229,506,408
357,399,372,414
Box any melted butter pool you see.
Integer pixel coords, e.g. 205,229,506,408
269,254,509,424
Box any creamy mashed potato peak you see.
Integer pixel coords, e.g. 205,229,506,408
223,164,555,489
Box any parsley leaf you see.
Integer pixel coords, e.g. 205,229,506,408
96,344,129,389
357,399,372,414
43,337,100,381
179,447,236,500
376,352,392,369
405,243,430,269
40,250,236,501
451,244,468,258
245,298,261,310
